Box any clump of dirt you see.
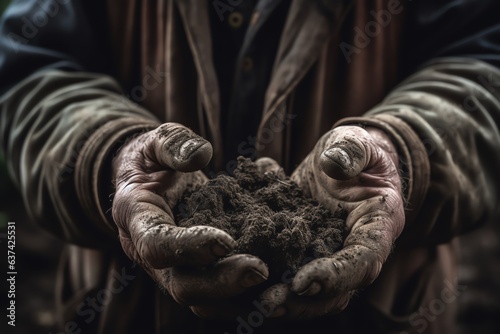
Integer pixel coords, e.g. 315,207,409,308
174,157,347,284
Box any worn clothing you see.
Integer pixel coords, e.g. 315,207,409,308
1,0,500,333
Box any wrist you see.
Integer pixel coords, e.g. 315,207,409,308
75,119,159,234
111,130,150,182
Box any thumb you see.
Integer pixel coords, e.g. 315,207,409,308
319,126,372,180
152,123,213,172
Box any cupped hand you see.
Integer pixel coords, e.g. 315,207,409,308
260,125,405,319
111,123,269,317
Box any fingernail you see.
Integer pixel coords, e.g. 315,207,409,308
179,138,205,160
270,306,286,318
324,147,351,169
297,281,322,296
241,269,268,288
321,147,356,180
211,242,231,257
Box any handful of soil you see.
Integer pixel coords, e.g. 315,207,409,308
174,157,346,285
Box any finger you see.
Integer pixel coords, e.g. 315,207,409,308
258,284,350,320
291,246,380,297
190,303,248,320
114,187,236,268
190,298,282,320
191,284,287,320
151,123,213,172
259,283,289,316
167,254,268,305
291,210,399,297
319,126,373,180
254,157,282,174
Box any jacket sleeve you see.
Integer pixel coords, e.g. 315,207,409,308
336,0,500,247
338,58,500,247
0,0,160,247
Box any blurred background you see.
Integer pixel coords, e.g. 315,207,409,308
0,0,499,333
1,3,63,334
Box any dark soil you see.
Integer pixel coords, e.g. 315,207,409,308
174,157,347,284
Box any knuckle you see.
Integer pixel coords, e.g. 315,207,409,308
118,233,141,263
135,228,164,267
111,194,131,230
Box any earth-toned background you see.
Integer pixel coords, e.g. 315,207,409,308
0,0,499,332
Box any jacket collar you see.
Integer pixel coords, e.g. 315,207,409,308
262,0,347,123
175,0,346,118
174,0,347,165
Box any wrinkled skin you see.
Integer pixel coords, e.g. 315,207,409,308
257,125,406,319
111,122,405,321
112,123,270,317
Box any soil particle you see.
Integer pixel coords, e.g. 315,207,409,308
174,157,347,283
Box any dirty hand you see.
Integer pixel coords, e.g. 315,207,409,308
111,123,269,317
262,125,405,319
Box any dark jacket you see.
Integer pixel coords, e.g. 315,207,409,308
1,0,500,333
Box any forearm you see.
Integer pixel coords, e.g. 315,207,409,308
337,57,500,246
0,70,159,246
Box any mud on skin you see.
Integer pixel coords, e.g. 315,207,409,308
174,157,347,287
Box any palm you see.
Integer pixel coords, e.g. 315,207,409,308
111,123,270,319
259,126,406,319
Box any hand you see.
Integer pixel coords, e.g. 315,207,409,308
260,125,405,319
111,123,269,318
